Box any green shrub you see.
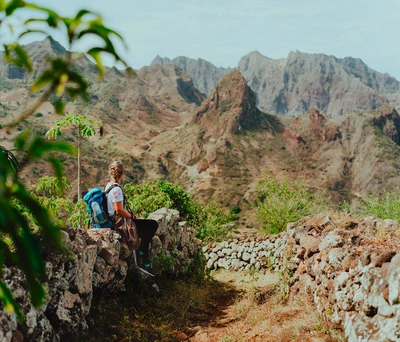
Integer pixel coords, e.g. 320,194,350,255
30,176,74,228
195,202,237,243
349,190,400,221
232,206,241,214
124,180,236,243
253,175,329,234
27,176,89,229
35,112,42,117
124,180,181,218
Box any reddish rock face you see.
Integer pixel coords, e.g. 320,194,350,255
370,105,400,144
309,108,340,142
193,70,263,139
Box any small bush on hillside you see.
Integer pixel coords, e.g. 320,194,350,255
195,202,237,243
13,176,74,231
253,175,330,234
30,176,74,228
346,190,400,221
124,180,195,219
232,205,241,214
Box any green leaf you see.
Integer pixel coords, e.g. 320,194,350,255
0,281,23,321
53,98,65,114
87,48,105,77
30,71,54,93
11,182,62,248
5,0,26,16
0,146,20,174
3,43,32,71
47,156,64,179
13,43,32,72
25,6,60,28
14,130,31,150
24,135,76,159
19,29,48,39
75,9,92,19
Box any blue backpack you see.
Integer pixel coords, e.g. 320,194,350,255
83,184,119,228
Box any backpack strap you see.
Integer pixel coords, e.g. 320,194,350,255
105,182,120,194
104,183,122,220
105,183,135,218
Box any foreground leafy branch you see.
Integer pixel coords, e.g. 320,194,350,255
0,0,129,319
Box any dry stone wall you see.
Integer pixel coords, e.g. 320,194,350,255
203,213,400,342
0,208,202,342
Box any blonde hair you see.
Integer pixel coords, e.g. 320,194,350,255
109,161,124,182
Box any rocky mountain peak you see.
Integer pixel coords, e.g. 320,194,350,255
151,55,233,96
136,63,205,106
238,50,400,117
193,70,261,138
25,35,66,57
150,55,172,65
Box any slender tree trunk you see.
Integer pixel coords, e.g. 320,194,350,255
78,126,82,227
78,125,82,200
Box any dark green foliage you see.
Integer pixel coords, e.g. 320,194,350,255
232,205,241,214
253,175,330,234
0,146,67,320
124,180,197,221
124,180,237,243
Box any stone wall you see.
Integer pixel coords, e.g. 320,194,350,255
203,213,400,342
0,208,202,342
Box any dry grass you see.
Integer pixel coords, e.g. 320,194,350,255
82,267,345,342
81,270,240,342
362,221,400,248
191,269,345,342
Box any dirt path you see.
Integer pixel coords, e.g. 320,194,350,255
184,269,343,342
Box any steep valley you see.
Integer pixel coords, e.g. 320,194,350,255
2,37,400,227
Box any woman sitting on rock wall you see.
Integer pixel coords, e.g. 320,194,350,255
106,161,158,276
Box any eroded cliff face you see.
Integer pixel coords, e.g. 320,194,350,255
145,69,400,212
151,55,233,96
193,70,263,138
151,50,400,118
0,209,202,342
238,51,400,117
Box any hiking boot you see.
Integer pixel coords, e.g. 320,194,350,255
135,250,143,267
139,263,155,277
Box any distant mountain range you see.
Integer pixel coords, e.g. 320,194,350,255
2,37,400,226
151,50,400,117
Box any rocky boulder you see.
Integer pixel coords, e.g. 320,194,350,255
0,208,202,342
203,213,400,341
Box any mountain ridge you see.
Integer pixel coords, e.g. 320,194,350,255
2,38,400,226
152,50,400,117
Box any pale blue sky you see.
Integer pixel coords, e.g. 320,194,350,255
11,0,400,80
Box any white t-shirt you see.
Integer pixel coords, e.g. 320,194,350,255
105,182,123,216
